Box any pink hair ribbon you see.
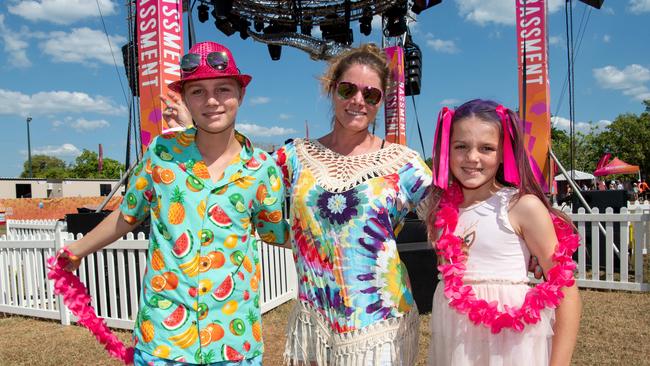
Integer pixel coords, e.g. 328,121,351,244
495,105,521,186
47,247,135,364
432,107,455,189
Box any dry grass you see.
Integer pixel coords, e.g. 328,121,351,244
1,289,649,365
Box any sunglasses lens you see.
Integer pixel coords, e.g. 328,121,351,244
336,82,358,100
362,87,382,105
207,52,228,70
180,53,201,73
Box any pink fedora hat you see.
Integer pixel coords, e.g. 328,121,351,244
168,41,252,93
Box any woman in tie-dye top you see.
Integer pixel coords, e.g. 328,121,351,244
276,44,432,366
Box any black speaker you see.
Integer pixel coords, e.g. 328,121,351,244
572,190,627,214
571,190,627,271
578,0,604,9
65,210,150,237
396,214,438,313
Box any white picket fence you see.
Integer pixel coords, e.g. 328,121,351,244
0,229,297,330
5,219,66,237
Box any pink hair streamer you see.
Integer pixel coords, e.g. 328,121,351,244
432,107,455,189
47,248,135,364
495,105,521,186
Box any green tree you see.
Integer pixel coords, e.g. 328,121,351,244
69,149,125,179
20,155,69,179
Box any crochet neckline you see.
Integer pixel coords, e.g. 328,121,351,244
294,138,418,193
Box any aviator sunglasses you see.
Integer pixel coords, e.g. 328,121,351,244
336,81,383,105
180,51,229,73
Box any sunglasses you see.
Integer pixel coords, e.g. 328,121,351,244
336,81,383,105
180,51,229,74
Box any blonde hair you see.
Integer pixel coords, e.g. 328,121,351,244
320,43,389,96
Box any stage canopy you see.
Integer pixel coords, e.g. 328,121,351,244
554,170,595,181
593,157,640,176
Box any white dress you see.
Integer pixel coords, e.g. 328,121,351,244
428,188,555,366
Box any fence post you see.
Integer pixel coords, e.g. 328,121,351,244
54,227,70,326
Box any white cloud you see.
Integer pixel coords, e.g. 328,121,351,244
41,28,125,67
70,118,110,132
237,123,297,136
0,89,126,117
440,98,460,106
31,143,82,158
629,0,650,13
249,96,271,105
593,64,650,100
551,116,611,133
455,0,563,26
8,0,117,25
424,33,459,54
603,34,611,43
549,35,563,46
0,14,31,68
278,113,292,120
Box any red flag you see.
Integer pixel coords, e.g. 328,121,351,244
98,144,103,173
596,152,611,170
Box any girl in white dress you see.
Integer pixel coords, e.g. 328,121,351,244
426,99,581,366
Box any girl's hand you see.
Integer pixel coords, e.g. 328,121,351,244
528,256,545,280
160,91,192,129
55,246,82,272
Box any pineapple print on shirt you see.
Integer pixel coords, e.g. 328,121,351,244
120,128,287,364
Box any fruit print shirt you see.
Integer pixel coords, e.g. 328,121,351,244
275,139,432,333
120,128,287,364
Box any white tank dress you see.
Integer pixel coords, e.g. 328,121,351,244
428,188,555,366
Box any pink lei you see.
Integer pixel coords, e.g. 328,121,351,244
47,249,135,364
434,183,580,334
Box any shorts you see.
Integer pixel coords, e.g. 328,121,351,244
133,348,263,366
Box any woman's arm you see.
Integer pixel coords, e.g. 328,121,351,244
510,195,582,366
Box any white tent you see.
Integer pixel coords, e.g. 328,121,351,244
554,170,595,181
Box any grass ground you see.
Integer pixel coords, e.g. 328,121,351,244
1,289,648,365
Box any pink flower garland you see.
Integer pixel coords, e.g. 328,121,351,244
47,250,135,364
434,183,580,334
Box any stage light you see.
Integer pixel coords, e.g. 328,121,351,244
321,13,353,45
197,3,209,23
254,17,264,32
215,17,236,36
301,15,313,36
411,0,442,15
268,44,282,61
383,4,407,38
239,18,250,40
403,35,422,96
359,7,372,36
212,0,232,19
578,0,604,9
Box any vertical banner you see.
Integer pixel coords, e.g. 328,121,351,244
384,46,407,145
137,0,183,150
516,0,551,191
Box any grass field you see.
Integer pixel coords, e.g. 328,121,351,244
1,289,649,365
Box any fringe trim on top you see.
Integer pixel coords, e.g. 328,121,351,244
283,302,420,366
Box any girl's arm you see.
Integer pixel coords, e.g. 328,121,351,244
510,194,582,366
62,210,141,271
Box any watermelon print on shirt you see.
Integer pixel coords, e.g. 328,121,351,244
274,139,432,333
120,128,288,364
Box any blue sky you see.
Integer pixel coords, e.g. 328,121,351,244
1,0,649,178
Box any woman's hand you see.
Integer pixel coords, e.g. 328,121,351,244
161,90,192,129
